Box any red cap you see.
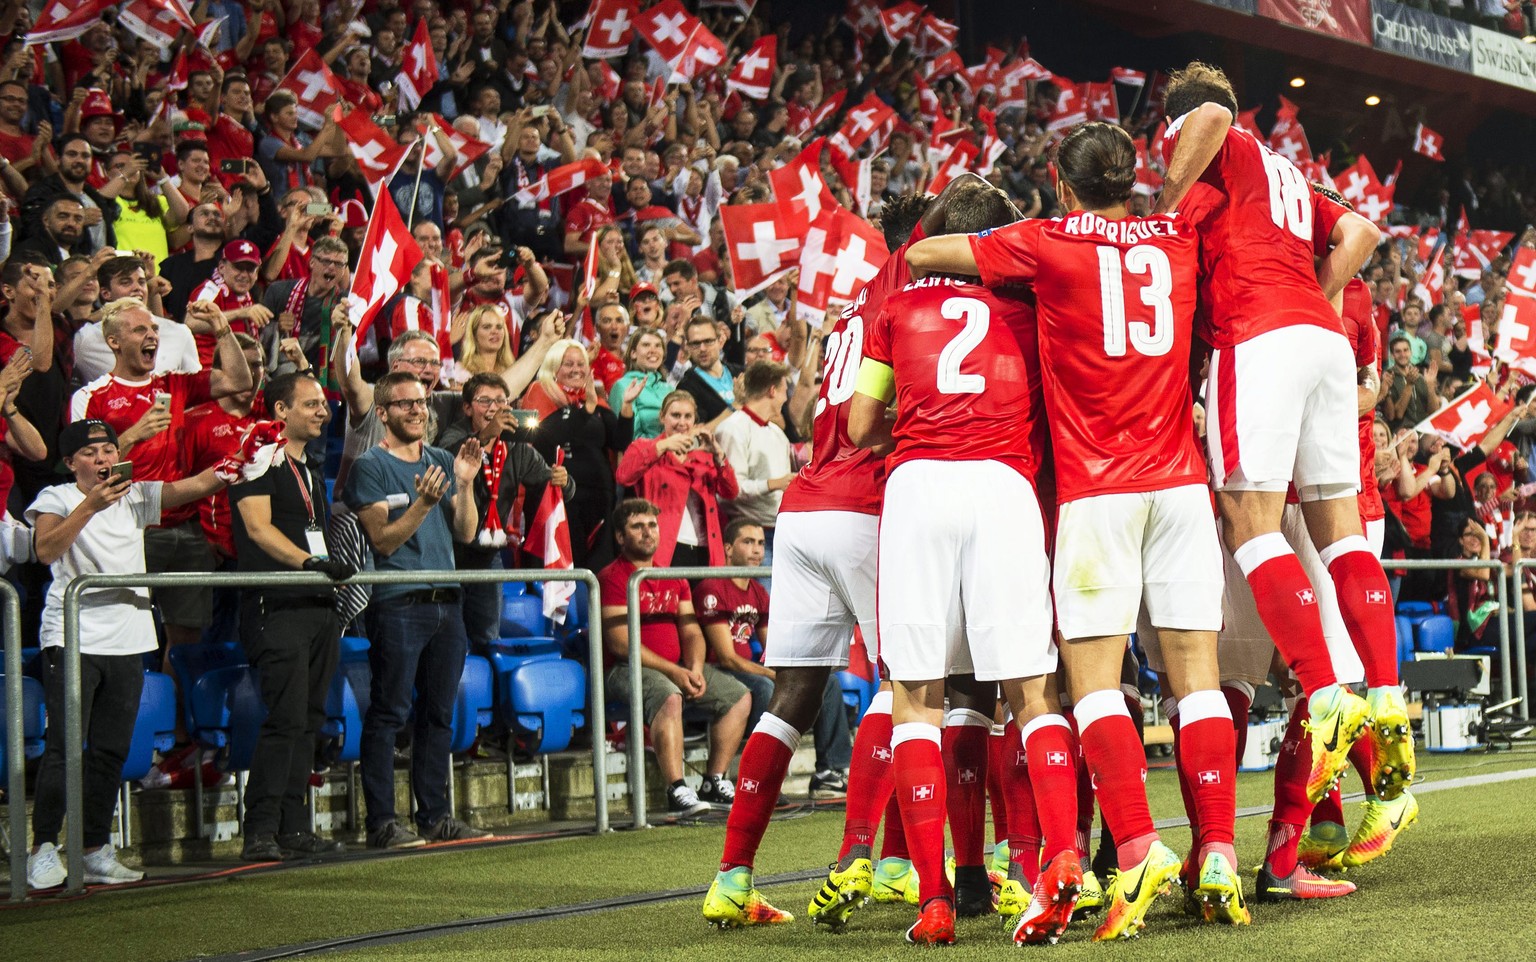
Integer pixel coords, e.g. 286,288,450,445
80,89,122,131
340,198,367,229
629,281,659,301
222,239,261,266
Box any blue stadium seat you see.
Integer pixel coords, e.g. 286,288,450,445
836,670,873,719
451,655,495,754
339,635,371,663
1396,601,1434,618
0,673,46,784
121,672,177,785
1396,615,1416,665
321,661,367,764
489,651,586,754
1413,614,1456,654
167,641,247,733
500,590,549,637
169,642,266,771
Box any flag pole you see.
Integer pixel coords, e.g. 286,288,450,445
406,135,427,228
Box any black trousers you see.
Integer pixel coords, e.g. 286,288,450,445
32,648,143,848
238,595,340,836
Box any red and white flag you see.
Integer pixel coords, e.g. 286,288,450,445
525,449,575,623
595,60,622,102
1413,122,1445,162
1084,81,1117,122
118,0,196,51
720,199,808,299
1234,106,1263,137
1110,66,1147,88
974,136,1008,177
1336,154,1383,206
1510,247,1536,296
423,114,490,182
1268,96,1311,164
795,206,889,320
926,50,964,82
193,16,226,51
927,139,979,195
1456,228,1515,279
770,138,838,224
393,262,454,360
1046,81,1086,135
795,88,845,138
581,230,601,301
397,18,438,111
1493,289,1536,377
582,0,639,59
845,0,882,39
513,156,610,205
277,49,341,130
1416,381,1516,451
914,13,958,57
670,21,727,83
164,47,190,92
338,109,410,185
1132,136,1163,196
635,0,698,68
829,147,872,216
879,1,924,44
831,92,895,154
348,190,424,343
726,35,776,101
26,0,116,44
913,72,942,123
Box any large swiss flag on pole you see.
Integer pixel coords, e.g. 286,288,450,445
1415,381,1515,451
276,49,341,130
720,199,807,299
348,191,423,345
525,449,575,624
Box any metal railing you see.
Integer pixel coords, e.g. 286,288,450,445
51,567,606,897
625,566,771,830
1505,560,1535,720
1388,558,1517,709
1,580,23,901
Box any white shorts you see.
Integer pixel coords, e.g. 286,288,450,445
1054,484,1224,639
1366,517,1384,557
1206,326,1361,499
878,460,1055,683
1212,506,1365,688
764,510,879,668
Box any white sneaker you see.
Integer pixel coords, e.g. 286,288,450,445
27,842,67,889
81,844,144,884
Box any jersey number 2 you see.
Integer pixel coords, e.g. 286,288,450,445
938,297,989,395
1096,245,1174,358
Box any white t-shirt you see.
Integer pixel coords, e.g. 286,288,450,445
72,314,202,387
27,480,163,654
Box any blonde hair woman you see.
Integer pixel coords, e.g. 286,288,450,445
452,304,516,385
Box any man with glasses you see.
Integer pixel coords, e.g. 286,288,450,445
189,240,275,366
342,371,490,848
259,236,352,384
677,317,741,431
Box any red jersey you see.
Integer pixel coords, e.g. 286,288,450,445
564,197,616,245
1341,278,1384,522
598,557,689,666
1162,113,1349,348
71,370,214,526
188,277,255,365
695,577,769,663
265,237,311,283
0,129,33,165
864,276,1044,481
779,227,922,515
969,211,1205,503
181,400,255,557
206,114,255,186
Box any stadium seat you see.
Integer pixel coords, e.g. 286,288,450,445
122,672,178,785
0,673,46,785
489,650,586,754
167,641,247,732
451,655,495,754
554,582,590,659
1396,615,1416,665
321,661,367,765
1396,601,1434,618
1413,614,1456,654
500,590,548,637
339,635,371,663
836,670,873,719
169,642,266,771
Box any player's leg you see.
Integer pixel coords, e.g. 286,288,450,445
986,705,1012,892
942,674,995,916
1258,691,1357,902
994,716,1041,921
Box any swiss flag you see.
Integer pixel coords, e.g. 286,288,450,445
1416,382,1515,451
1084,81,1117,122
397,18,438,111
1110,66,1147,88
582,0,639,60
1234,106,1263,137
879,1,924,44
1455,228,1515,279
795,206,888,320
1336,155,1383,206
770,138,838,224
795,89,844,138
915,14,959,57
975,136,1007,177
833,93,895,154
26,0,116,44
277,49,342,130
348,190,424,346
845,0,882,39
393,262,454,361
635,0,696,63
671,21,727,83
513,157,610,205
720,199,807,298
422,115,490,182
1510,247,1536,296
1268,115,1312,164
927,139,979,195
1355,180,1395,225
595,60,622,103
338,109,410,187
927,50,965,82
525,449,576,624
118,0,197,51
1495,291,1536,378
193,16,225,51
1413,122,1445,162
1414,244,1446,307
1132,136,1163,196
1046,81,1087,134
726,36,776,101
913,73,942,124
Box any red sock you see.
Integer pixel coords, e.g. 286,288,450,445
1177,691,1237,854
1350,733,1377,799
1000,721,1041,884
1267,703,1314,876
880,793,909,859
1169,705,1200,841
839,703,894,861
1022,715,1079,863
987,726,1009,847
893,724,951,906
1075,690,1157,870
1223,686,1252,762
1322,539,1399,688
1312,785,1344,827
720,725,797,870
1072,720,1095,856
942,713,990,867
1236,537,1338,694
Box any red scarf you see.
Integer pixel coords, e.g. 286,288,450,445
560,383,587,406
477,439,509,548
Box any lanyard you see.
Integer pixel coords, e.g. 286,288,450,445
286,453,316,527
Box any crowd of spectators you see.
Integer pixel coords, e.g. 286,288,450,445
2,0,1535,881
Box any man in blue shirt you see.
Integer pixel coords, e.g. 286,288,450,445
343,371,487,849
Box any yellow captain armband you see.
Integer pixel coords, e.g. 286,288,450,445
854,359,895,403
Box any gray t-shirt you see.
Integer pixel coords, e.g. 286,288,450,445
341,445,459,602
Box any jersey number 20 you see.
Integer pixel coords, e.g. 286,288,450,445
817,315,864,417
1096,245,1174,358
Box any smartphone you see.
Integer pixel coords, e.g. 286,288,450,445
154,392,171,409
134,142,162,173
510,408,540,430
530,105,552,118
110,462,133,484
305,202,333,217
219,158,249,174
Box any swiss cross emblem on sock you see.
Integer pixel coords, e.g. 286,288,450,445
1297,588,1316,605
1046,751,1069,766
1198,770,1221,785
1365,589,1388,604
1015,751,1029,766
958,767,978,784
912,783,935,801
739,778,759,794
873,745,893,762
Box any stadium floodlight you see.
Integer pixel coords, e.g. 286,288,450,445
1288,76,1305,88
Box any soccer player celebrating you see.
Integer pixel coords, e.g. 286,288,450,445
907,122,1244,937
1153,63,1406,805
700,175,993,930
847,184,1078,947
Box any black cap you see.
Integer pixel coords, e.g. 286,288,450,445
59,419,120,460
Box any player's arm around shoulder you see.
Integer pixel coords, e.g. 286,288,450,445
848,356,895,450
906,234,978,278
